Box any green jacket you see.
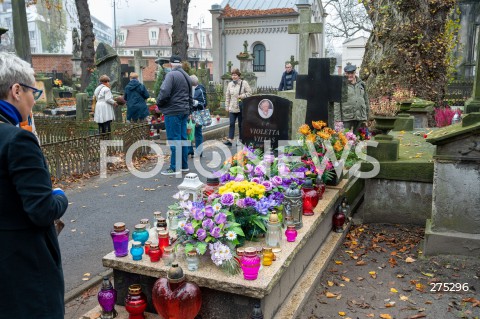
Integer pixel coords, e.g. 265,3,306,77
334,77,369,122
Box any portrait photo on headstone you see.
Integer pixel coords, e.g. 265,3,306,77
258,99,274,119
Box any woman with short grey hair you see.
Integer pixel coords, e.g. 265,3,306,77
0,52,68,318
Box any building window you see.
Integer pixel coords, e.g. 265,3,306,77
253,43,266,72
119,33,125,42
29,31,35,40
151,31,157,39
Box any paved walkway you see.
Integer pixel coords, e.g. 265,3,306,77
60,143,228,294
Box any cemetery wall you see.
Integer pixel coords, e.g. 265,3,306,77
32,54,73,75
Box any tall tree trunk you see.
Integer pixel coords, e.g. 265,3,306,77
75,0,95,90
12,0,32,64
170,0,190,60
361,0,456,104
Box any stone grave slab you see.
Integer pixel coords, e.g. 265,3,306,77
102,177,358,319
241,95,292,150
424,113,480,256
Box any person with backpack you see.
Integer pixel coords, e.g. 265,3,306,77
334,63,370,133
189,75,207,158
124,72,150,122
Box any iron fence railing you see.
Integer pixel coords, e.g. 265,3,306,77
36,117,149,180
444,80,474,106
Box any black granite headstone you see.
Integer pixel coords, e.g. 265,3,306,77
296,58,343,127
241,95,292,150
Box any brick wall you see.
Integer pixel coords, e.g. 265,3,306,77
32,54,73,75
119,56,158,82
33,54,214,82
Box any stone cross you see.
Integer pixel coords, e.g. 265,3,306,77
288,1,323,75
128,51,149,83
287,55,299,69
465,28,480,113
227,60,233,74
296,58,343,127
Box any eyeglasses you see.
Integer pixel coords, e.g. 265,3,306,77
19,83,43,101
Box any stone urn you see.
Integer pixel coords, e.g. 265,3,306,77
373,116,397,136
152,263,202,319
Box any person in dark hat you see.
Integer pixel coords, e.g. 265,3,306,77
334,62,369,133
156,55,193,175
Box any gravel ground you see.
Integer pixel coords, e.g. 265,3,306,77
299,223,480,319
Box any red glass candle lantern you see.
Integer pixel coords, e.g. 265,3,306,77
149,243,162,262
144,241,151,256
152,263,202,319
124,284,147,319
158,228,170,253
302,179,319,216
332,203,346,232
203,176,220,200
315,175,326,199
241,247,261,280
285,225,298,242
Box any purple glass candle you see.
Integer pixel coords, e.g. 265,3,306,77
241,247,261,280
285,225,298,242
110,222,130,257
98,276,117,319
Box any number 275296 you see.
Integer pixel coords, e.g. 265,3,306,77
430,283,470,292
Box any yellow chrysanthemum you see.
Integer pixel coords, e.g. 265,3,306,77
317,131,331,140
334,140,343,152
298,124,311,135
312,120,327,130
306,133,317,142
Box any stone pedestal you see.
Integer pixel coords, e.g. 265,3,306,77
72,57,82,80
278,86,307,138
35,77,54,105
424,113,480,256
75,93,89,121
406,99,434,128
393,114,414,131
367,134,399,162
102,178,362,319
465,97,480,114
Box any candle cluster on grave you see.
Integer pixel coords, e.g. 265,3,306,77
102,120,365,318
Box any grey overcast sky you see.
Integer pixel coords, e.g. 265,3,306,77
89,0,218,29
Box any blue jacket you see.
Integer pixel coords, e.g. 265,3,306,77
156,66,192,116
192,84,207,112
278,69,298,91
124,79,150,121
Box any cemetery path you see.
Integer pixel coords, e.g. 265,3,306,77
59,146,223,297
299,223,480,319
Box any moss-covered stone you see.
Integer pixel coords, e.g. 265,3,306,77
393,114,414,131
361,131,435,182
367,137,399,161
426,113,480,145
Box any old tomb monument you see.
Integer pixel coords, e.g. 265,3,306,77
241,95,293,150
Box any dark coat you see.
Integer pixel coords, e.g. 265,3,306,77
124,79,150,121
156,67,192,116
0,111,68,319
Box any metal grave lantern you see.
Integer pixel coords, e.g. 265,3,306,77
178,173,204,202
283,183,303,229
